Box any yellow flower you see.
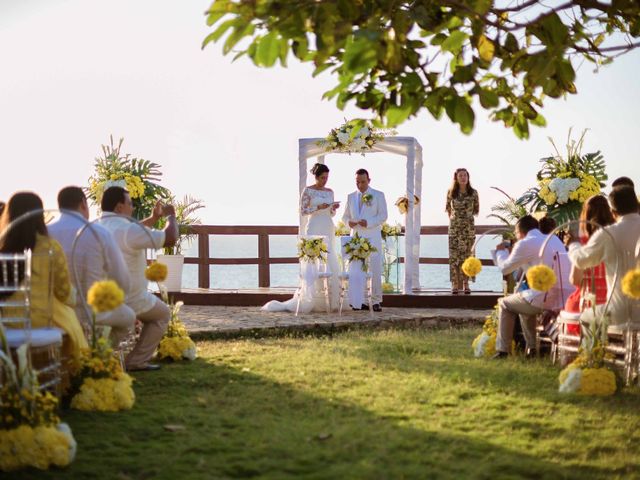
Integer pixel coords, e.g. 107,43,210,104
526,264,557,292
0,424,74,471
71,375,135,411
579,368,617,396
145,262,168,282
461,257,482,277
157,335,197,361
621,268,640,300
86,280,125,313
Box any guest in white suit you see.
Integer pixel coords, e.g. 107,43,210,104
342,168,388,311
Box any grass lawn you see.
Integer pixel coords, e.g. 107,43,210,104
10,327,640,480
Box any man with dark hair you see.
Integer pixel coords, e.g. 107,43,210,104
491,214,571,358
611,176,635,190
98,186,178,371
48,186,135,345
342,168,388,311
570,186,640,325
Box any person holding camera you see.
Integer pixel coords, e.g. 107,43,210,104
491,215,571,359
99,186,178,371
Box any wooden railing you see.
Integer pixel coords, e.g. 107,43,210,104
187,225,506,289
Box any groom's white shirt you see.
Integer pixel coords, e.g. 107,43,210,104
342,188,388,304
342,188,388,235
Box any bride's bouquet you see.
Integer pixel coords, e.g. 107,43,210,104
298,237,328,263
344,234,377,271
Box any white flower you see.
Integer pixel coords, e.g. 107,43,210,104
352,138,366,150
559,367,583,393
104,178,127,191
182,346,197,360
337,132,350,144
474,333,491,358
549,177,580,204
57,422,77,462
358,126,370,137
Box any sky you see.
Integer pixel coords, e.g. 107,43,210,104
1,0,639,228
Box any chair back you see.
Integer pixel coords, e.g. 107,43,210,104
0,249,32,332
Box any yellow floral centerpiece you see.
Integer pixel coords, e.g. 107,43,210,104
518,130,607,225
87,136,171,220
298,237,328,263
0,328,77,471
70,280,135,411
558,311,618,396
146,262,197,362
344,234,377,272
462,257,482,278
317,120,391,155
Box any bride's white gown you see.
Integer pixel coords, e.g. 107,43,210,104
262,187,341,313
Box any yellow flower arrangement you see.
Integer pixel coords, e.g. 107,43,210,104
395,195,420,215
568,173,601,203
87,280,125,313
537,179,557,206
526,264,557,292
621,268,640,300
156,300,197,361
70,375,135,411
0,423,76,471
297,237,328,263
461,257,482,278
145,261,168,282
344,233,377,271
335,221,351,237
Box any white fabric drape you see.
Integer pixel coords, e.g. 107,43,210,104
298,136,423,294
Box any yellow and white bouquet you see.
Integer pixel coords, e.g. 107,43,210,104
157,300,197,361
317,120,391,155
70,280,135,412
471,306,499,358
87,136,171,220
344,234,377,272
381,222,403,240
395,195,420,215
558,314,618,396
0,328,77,471
298,237,328,263
335,221,351,237
518,130,607,225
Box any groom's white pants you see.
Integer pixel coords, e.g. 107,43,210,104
350,229,383,305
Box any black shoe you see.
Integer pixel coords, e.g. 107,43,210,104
360,304,370,311
491,351,508,360
351,306,361,311
127,363,162,372
372,304,382,312
525,348,537,359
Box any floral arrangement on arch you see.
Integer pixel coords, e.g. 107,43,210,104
335,221,351,237
87,136,172,220
317,120,391,155
381,222,403,241
0,327,77,471
395,195,420,215
344,233,377,272
518,130,607,225
298,237,328,263
70,280,135,412
558,299,618,396
145,262,197,361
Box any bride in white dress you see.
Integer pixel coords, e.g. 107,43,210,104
262,163,341,313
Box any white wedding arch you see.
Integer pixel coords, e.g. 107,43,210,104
298,136,423,294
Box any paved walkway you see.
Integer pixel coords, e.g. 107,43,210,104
180,305,492,339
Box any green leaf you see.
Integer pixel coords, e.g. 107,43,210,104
441,31,468,54
530,114,547,127
223,23,254,55
446,95,474,134
256,32,281,67
478,89,499,108
386,102,413,127
477,35,495,62
343,36,378,74
201,18,236,49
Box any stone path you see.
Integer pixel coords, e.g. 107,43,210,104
180,305,492,339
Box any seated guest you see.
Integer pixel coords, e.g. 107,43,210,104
0,192,88,362
491,215,572,358
99,187,178,371
562,195,614,325
48,186,135,345
569,186,640,326
611,176,634,189
538,216,557,235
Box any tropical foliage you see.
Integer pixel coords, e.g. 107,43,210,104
203,1,640,138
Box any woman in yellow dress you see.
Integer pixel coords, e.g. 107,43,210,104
0,192,88,363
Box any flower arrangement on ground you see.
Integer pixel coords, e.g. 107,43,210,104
381,223,403,292
335,221,351,237
298,237,328,263
87,136,171,220
558,311,617,396
317,120,391,155
344,234,377,272
471,306,499,358
0,328,76,471
146,262,197,361
395,195,420,215
70,280,135,411
518,130,607,225
526,264,557,292
462,257,482,278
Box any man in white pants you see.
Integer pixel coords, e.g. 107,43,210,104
342,168,388,311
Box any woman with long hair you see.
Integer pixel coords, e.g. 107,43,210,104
0,192,88,363
446,168,479,294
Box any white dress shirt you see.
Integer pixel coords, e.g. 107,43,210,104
492,228,572,310
48,212,131,324
98,214,165,315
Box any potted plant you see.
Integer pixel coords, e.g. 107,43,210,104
156,195,205,291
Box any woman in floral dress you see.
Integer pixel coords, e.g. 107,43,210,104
446,168,479,294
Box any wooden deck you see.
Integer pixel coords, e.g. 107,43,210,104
169,288,501,309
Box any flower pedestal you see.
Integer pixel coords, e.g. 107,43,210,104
155,254,184,292
382,236,402,293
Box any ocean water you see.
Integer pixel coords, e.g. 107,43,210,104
179,234,504,292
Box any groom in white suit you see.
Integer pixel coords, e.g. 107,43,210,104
342,168,388,311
